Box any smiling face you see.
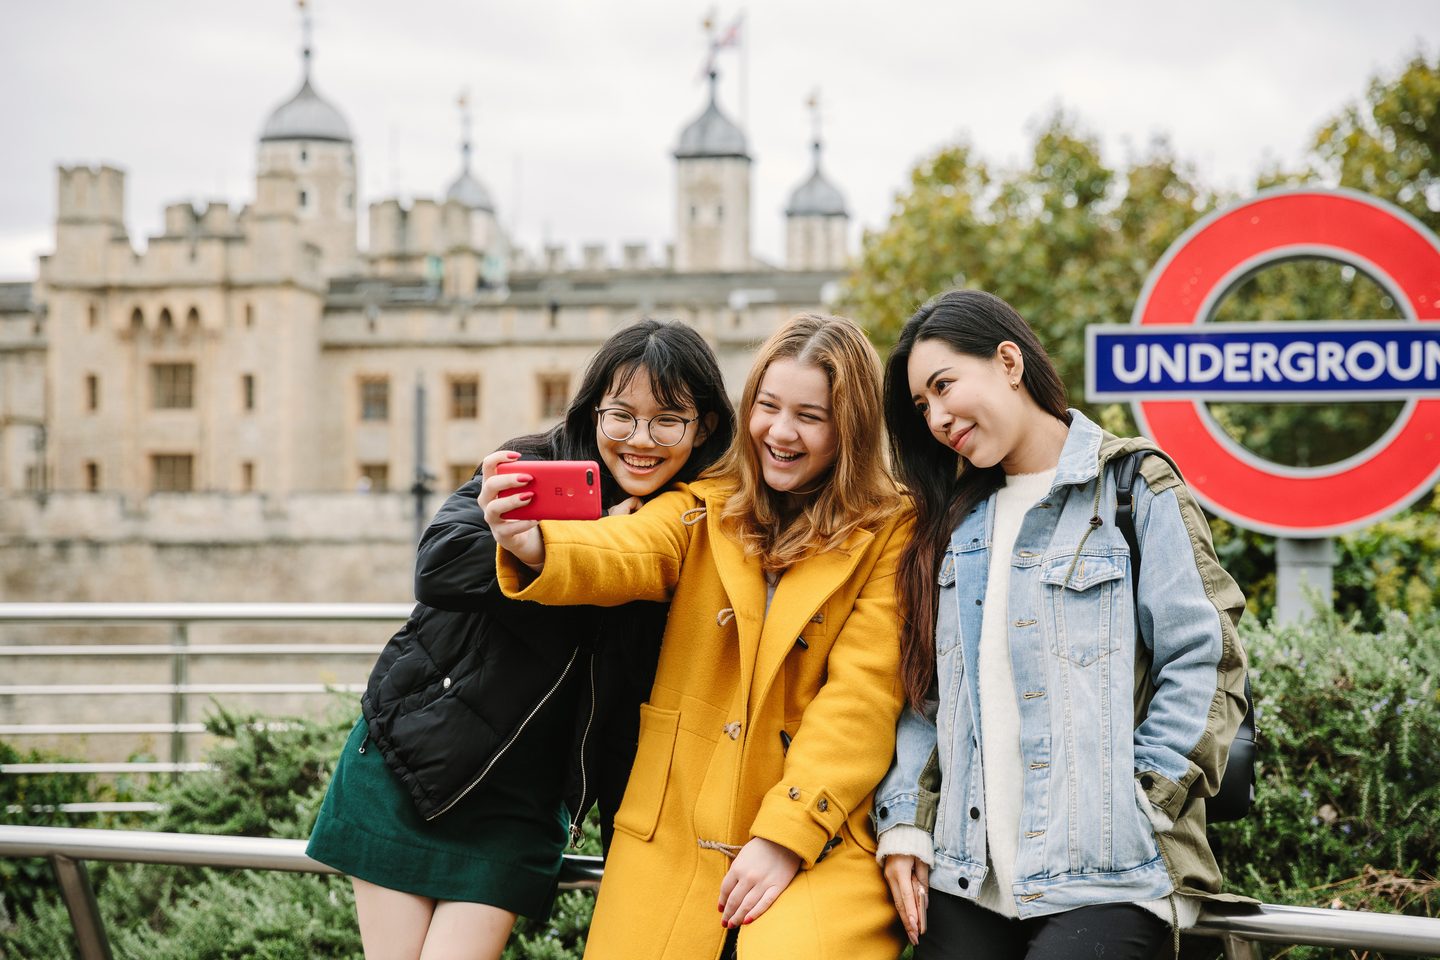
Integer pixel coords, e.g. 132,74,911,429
748,358,839,496
906,337,1031,472
595,367,705,497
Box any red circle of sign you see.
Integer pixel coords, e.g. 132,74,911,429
1133,190,1440,537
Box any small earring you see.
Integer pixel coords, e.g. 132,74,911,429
1011,380,1020,390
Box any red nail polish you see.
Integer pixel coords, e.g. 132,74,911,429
742,917,753,925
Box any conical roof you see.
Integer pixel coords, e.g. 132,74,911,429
675,72,749,160
786,141,846,217
446,171,495,212
261,77,353,143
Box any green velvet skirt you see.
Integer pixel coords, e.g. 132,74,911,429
306,709,572,920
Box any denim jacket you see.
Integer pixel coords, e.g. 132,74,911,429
874,411,1248,918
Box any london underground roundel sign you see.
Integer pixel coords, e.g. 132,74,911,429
1107,188,1440,538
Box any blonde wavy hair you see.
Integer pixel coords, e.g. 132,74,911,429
707,313,900,571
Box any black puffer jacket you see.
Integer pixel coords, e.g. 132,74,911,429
360,453,665,849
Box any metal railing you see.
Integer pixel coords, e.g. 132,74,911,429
1,825,1438,960
0,603,408,780
0,824,602,960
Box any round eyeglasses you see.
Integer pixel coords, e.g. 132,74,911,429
595,408,698,447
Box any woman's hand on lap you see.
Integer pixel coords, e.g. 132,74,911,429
478,450,545,570
717,837,801,928
883,853,929,946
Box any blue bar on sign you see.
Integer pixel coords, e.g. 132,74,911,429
1085,323,1440,402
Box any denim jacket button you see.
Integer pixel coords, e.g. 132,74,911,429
1140,774,1155,790
958,877,970,890
974,599,982,606
878,805,889,819
969,806,980,819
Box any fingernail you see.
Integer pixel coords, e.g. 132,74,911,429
506,452,521,459
517,475,533,483
742,917,753,925
520,493,534,501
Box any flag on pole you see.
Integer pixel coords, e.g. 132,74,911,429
699,11,744,79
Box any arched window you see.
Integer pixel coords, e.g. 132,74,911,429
88,303,98,329
130,307,144,329
185,307,200,328
299,189,309,210
158,308,174,329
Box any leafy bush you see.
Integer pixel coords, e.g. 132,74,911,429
1209,609,1440,957
0,699,599,959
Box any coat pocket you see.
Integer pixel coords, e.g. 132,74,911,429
612,703,681,842
1039,554,1126,666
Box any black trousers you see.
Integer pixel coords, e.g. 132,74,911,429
915,890,1168,960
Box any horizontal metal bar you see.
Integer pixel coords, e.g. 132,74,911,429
1191,903,1440,956
0,683,364,696
0,825,604,889
6,802,166,814
2,762,214,774
0,644,382,657
0,603,412,623
0,723,209,735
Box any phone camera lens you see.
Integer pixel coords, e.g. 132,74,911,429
586,469,594,485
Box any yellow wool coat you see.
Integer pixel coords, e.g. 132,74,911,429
497,479,910,960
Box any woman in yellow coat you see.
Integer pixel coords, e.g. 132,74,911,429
483,313,910,960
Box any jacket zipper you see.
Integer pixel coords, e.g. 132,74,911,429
569,651,598,848
426,646,581,820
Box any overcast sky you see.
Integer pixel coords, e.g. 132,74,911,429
1,1,1434,280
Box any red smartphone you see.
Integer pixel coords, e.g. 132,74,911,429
495,460,603,521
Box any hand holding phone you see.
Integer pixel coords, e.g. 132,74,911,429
494,459,602,521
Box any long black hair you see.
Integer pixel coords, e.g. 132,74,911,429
883,290,1070,708
507,318,735,507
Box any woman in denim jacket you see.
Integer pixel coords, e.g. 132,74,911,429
873,290,1249,960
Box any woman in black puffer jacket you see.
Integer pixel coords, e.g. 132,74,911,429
307,319,734,960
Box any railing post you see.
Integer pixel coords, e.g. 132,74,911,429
170,621,189,775
48,854,113,960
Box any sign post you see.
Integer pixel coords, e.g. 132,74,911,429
1087,188,1440,624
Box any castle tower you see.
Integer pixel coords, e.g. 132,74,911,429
441,92,506,293
784,93,849,271
673,68,751,273
255,1,359,277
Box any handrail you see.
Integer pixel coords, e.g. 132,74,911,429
0,603,406,772
0,603,413,622
2,825,1438,960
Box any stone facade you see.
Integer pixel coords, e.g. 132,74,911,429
0,33,854,606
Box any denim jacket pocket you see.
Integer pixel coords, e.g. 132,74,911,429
1039,554,1127,666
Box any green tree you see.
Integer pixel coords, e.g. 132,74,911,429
845,54,1440,624
844,112,1211,426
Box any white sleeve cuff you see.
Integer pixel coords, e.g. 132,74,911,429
1136,777,1175,833
875,824,934,867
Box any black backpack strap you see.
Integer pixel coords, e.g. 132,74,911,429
1113,452,1144,593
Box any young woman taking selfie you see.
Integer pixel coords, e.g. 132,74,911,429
484,313,911,960
306,319,734,960
874,289,1249,960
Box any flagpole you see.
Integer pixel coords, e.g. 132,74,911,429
739,8,748,133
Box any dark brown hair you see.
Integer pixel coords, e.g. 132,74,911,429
883,290,1070,708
